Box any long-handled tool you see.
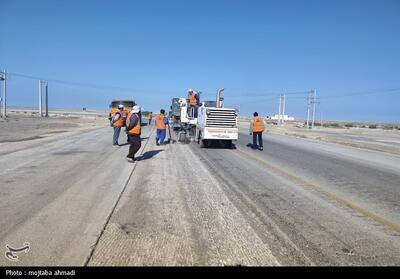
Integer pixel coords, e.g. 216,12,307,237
167,124,176,144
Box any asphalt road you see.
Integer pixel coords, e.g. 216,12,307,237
185,130,400,265
89,128,400,266
1,123,399,266
89,130,280,266
0,124,152,266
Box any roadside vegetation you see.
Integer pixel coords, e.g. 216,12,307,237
303,121,399,130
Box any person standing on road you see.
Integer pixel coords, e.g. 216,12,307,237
155,109,169,145
148,112,153,125
111,104,124,146
250,112,265,151
125,105,141,162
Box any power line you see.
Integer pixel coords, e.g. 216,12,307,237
234,87,400,105
229,90,309,99
234,87,400,101
7,71,400,100
322,87,400,99
8,72,176,95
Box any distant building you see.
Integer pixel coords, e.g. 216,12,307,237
271,114,295,121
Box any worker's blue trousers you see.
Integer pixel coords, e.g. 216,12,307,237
156,129,167,144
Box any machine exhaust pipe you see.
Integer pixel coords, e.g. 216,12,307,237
216,88,224,108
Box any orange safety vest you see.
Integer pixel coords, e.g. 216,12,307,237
155,114,167,130
188,94,197,106
253,116,265,133
112,111,124,127
126,112,141,135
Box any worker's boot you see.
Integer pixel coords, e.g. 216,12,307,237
259,146,264,151
126,156,134,163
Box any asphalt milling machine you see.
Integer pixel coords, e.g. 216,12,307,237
169,88,239,148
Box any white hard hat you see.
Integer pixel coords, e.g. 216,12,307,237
131,105,140,113
188,89,193,93
118,104,124,109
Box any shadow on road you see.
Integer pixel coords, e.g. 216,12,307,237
118,137,150,146
136,149,163,161
202,141,237,149
246,143,262,150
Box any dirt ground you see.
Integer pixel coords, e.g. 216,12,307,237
0,113,106,143
238,119,400,156
0,111,108,156
2,112,399,156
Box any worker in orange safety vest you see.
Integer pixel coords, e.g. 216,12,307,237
250,112,265,151
125,105,141,162
155,109,169,145
187,89,199,118
111,104,125,146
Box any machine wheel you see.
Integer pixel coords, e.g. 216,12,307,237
223,140,233,149
200,139,209,148
178,132,186,142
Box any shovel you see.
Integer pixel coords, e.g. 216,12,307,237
167,124,176,144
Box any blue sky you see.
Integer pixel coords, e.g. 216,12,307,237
1,0,399,122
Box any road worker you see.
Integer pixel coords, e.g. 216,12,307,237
111,104,125,146
187,89,199,118
250,112,265,151
125,105,141,162
148,112,153,125
155,109,169,145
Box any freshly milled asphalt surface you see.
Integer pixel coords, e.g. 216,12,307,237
1,122,399,266
89,130,280,266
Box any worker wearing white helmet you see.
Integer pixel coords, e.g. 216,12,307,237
111,104,125,146
131,105,140,113
125,105,142,162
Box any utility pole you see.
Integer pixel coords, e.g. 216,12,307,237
311,89,316,129
38,80,49,117
282,94,286,125
45,81,49,117
306,91,311,128
278,94,286,126
0,73,2,117
1,70,6,118
306,89,317,129
39,80,42,117
278,94,282,125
